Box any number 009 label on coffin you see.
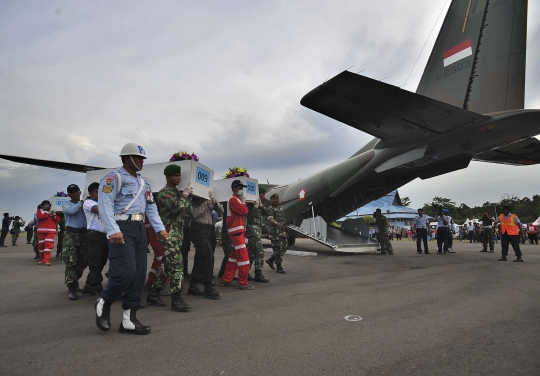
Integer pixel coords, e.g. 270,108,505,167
196,166,211,187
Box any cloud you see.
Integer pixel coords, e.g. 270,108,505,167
1,0,540,219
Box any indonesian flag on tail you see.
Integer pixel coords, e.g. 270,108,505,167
443,39,472,67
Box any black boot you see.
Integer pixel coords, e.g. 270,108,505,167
68,289,78,301
248,273,254,281
183,272,190,283
254,270,269,283
146,288,167,307
171,290,191,312
119,308,151,335
266,256,275,270
217,266,225,279
187,278,205,296
95,298,112,332
203,281,222,299
276,264,286,274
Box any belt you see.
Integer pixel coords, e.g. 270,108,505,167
87,229,106,234
66,226,86,233
114,213,144,221
191,222,215,229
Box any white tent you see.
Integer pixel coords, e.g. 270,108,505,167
533,217,540,226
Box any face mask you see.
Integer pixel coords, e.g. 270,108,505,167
42,205,50,210
237,189,243,197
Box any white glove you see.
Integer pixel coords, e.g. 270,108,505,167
49,210,56,216
209,190,216,202
183,184,193,196
253,197,260,208
240,195,246,204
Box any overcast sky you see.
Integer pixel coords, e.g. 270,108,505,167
1,0,540,221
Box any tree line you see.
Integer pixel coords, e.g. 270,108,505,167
410,194,540,224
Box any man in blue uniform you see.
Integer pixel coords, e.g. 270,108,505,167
94,143,168,335
436,208,450,254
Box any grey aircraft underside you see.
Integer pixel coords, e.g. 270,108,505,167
2,0,540,252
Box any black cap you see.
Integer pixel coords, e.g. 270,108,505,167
231,180,247,189
67,184,80,193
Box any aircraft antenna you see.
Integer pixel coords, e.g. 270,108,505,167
398,0,450,88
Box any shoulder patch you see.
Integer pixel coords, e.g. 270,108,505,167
102,185,113,193
105,174,117,186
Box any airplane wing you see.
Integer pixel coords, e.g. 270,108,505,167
472,137,540,165
0,155,105,173
300,71,490,141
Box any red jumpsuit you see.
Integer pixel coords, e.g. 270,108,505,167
222,194,250,285
35,209,61,265
144,217,166,286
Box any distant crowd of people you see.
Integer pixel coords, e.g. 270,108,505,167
368,206,532,261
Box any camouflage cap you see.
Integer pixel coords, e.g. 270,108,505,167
164,164,181,176
270,193,279,199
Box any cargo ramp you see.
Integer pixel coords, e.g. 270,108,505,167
288,216,379,253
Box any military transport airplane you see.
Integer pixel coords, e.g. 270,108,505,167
2,0,539,252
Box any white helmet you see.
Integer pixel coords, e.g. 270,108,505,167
119,142,147,159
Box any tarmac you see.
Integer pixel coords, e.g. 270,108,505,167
1,238,539,376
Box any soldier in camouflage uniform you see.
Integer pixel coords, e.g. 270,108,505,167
10,216,24,246
266,193,288,274
61,184,88,301
479,212,495,253
146,164,193,312
246,188,270,282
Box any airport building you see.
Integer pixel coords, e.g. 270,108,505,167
342,190,424,229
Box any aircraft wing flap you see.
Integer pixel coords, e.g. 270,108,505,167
301,71,489,141
472,137,540,165
0,155,105,173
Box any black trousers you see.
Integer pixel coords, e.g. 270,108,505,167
189,223,216,282
416,228,429,253
180,226,191,275
85,231,109,291
468,231,475,242
101,221,147,310
527,233,538,245
501,233,522,258
437,227,449,252
26,230,33,243
57,229,65,255
0,229,8,246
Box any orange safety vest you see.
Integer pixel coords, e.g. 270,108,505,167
499,214,520,235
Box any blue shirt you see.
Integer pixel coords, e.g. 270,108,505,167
437,215,451,228
413,215,429,229
98,167,164,238
61,200,87,229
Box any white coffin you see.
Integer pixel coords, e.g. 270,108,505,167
83,160,214,199
49,196,71,212
213,177,258,203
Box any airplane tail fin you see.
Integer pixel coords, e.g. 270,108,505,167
416,0,527,114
